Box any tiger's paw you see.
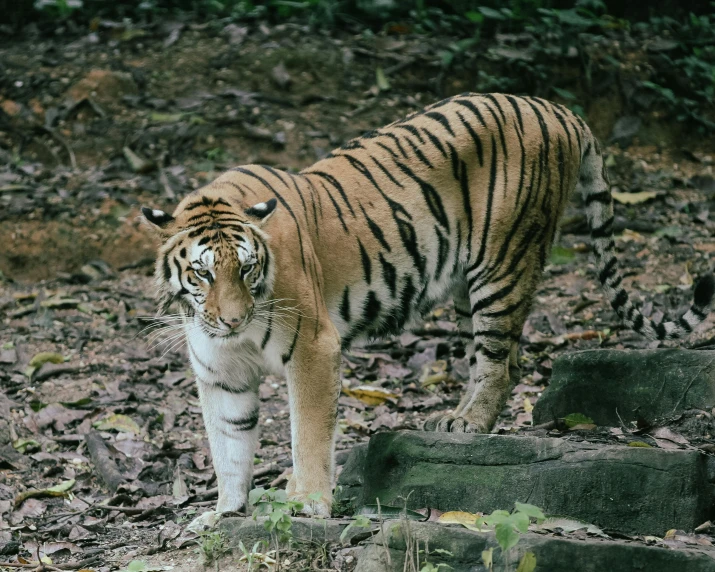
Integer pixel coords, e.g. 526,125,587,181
288,491,331,518
423,413,490,434
186,510,223,534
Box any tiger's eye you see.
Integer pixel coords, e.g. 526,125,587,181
196,268,210,279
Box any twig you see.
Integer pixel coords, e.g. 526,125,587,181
85,431,126,493
40,126,77,170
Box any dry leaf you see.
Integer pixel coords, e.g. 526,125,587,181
437,510,482,530
94,414,141,434
342,385,398,406
612,190,659,204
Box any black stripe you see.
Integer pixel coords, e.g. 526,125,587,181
679,316,693,333
655,321,667,340
467,135,498,273
378,253,397,297
692,307,707,320
610,289,628,310
424,111,456,137
281,314,302,364
214,381,251,395
322,180,349,232
599,257,618,284
394,160,449,230
591,216,614,239
376,141,399,159
360,204,391,251
420,128,448,158
480,299,525,318
358,239,372,284
504,95,524,132
632,313,645,332
371,156,405,188
455,110,484,167
309,171,356,216
471,270,525,315
261,301,274,349
222,408,259,431
404,136,434,169
435,227,449,280
340,286,351,322
383,132,409,159
483,94,507,124
473,329,520,340
395,124,425,144
585,191,611,205
162,254,171,281
224,180,246,196
453,99,487,127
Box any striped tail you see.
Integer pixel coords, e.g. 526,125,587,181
578,135,714,341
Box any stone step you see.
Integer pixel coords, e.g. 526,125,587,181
218,516,715,572
532,349,715,427
335,431,712,535
354,521,715,572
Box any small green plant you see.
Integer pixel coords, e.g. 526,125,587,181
194,529,229,566
250,487,304,542
339,514,372,542
250,486,313,570
238,539,275,571
477,502,545,571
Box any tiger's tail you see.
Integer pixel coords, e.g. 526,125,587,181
578,134,714,340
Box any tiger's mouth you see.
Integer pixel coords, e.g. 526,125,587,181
199,318,251,339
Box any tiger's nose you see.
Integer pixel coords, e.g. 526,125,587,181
221,317,244,330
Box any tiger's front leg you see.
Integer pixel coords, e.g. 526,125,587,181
186,332,262,525
283,323,341,517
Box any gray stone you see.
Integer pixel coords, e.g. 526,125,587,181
219,515,368,547
351,431,709,535
334,443,368,514
533,349,715,427
355,521,715,572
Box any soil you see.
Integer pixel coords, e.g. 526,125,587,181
1,17,715,571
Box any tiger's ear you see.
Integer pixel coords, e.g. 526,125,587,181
245,198,277,227
141,207,175,236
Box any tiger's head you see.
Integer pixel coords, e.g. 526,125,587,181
141,196,277,338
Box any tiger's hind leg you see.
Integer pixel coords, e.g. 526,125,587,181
424,264,536,434
424,281,475,431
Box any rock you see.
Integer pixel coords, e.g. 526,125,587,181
223,23,247,46
219,515,367,547
354,521,715,572
342,431,710,535
334,443,367,515
66,70,138,106
271,61,292,91
533,349,715,427
610,115,641,147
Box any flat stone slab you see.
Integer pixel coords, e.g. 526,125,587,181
533,349,715,427
355,521,715,572
337,431,710,535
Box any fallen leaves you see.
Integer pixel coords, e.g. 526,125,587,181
437,510,482,530
94,413,141,434
341,385,398,406
14,479,75,508
611,190,659,205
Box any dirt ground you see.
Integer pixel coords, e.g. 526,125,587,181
2,17,715,571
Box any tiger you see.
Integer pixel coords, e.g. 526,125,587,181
141,93,714,522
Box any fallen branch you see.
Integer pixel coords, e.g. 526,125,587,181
85,431,126,493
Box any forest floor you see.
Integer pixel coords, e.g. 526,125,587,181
1,16,715,571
